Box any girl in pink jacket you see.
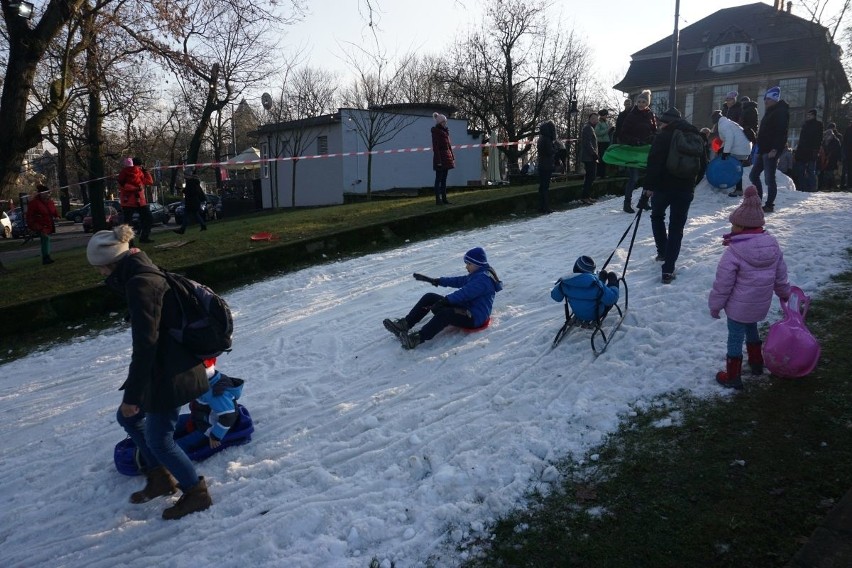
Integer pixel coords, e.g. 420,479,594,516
709,186,791,389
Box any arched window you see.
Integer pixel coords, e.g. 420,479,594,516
708,43,752,68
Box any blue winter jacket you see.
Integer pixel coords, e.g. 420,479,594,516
550,273,619,322
190,372,245,441
438,266,503,327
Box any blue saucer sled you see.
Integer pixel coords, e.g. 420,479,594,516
705,156,743,189
114,404,255,476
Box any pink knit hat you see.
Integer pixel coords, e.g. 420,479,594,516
729,186,765,227
122,157,133,168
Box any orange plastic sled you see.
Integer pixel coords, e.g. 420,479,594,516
250,232,279,242
460,317,491,333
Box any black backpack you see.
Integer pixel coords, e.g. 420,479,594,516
159,270,233,359
666,128,705,179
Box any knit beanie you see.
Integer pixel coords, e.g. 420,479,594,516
636,89,651,104
764,86,781,102
729,186,765,228
36,184,51,194
86,224,135,266
573,255,596,274
122,157,133,168
433,112,447,125
659,107,682,124
725,90,738,100
463,247,488,267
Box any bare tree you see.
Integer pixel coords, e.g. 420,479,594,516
797,0,851,118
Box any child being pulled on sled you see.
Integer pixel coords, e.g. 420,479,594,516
550,255,620,322
175,358,245,452
708,186,791,390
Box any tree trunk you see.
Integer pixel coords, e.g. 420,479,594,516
186,63,221,167
84,10,106,231
291,159,299,207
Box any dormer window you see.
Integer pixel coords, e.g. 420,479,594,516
709,43,752,68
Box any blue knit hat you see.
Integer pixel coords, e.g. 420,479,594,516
573,255,596,274
764,86,781,102
463,247,488,267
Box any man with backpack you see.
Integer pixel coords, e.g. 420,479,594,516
641,107,706,284
87,224,215,520
749,86,790,212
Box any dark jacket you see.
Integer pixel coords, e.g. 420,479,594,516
820,135,841,171
756,100,790,155
842,124,852,160
537,121,557,171
721,101,743,125
105,251,208,412
431,124,456,171
183,178,207,211
580,122,598,162
613,108,630,143
619,106,657,146
741,100,759,143
644,119,705,191
795,118,824,161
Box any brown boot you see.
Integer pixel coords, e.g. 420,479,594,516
162,477,212,520
746,341,764,375
130,466,178,504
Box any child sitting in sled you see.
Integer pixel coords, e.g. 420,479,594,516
175,358,245,452
551,255,620,322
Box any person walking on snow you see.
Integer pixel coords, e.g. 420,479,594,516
383,247,502,349
749,86,790,212
536,120,557,213
708,186,791,390
431,112,455,205
118,157,155,243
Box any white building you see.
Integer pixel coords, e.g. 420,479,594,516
254,105,483,208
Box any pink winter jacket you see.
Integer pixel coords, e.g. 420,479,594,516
708,230,791,323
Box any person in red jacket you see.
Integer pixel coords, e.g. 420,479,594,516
117,157,155,243
431,112,455,206
25,184,61,265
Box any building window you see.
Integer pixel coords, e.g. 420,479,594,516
713,84,739,106
779,78,807,108
649,90,670,116
317,136,328,155
261,143,269,179
708,43,752,68
788,127,800,152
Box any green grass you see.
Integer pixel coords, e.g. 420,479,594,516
465,263,852,567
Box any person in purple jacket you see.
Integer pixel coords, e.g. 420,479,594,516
383,247,503,349
709,186,791,389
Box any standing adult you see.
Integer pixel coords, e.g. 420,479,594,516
818,128,842,190
174,172,207,234
580,112,599,205
641,108,705,284
793,109,822,192
595,109,611,178
25,184,61,265
118,157,155,243
739,96,759,144
720,91,742,124
87,224,212,520
431,112,455,206
749,86,790,212
536,120,557,213
841,122,852,188
613,98,633,144
711,110,752,197
618,90,658,213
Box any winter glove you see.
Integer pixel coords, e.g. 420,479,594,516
431,296,450,310
606,272,619,288
413,273,439,286
710,310,721,319
597,270,609,283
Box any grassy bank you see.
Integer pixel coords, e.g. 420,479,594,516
466,261,852,567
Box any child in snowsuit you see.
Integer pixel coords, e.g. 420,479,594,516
709,186,791,389
550,255,620,322
176,359,245,452
383,247,503,349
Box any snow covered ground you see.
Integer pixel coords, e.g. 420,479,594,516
2,175,850,568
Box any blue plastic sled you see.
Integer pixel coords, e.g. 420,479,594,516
706,156,743,189
114,404,254,476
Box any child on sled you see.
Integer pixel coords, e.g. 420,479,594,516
551,255,620,322
175,358,245,452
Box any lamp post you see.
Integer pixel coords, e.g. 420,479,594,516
668,0,681,110
10,1,35,19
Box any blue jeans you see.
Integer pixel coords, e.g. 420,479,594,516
749,153,778,205
116,407,200,490
624,168,640,201
793,160,817,191
727,318,760,358
404,292,476,342
650,189,694,275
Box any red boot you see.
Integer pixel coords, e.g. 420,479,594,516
746,342,764,375
716,356,744,390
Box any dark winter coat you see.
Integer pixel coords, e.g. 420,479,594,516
439,266,503,328
820,135,841,171
842,124,852,160
755,100,790,155
25,195,58,235
795,118,824,162
722,101,743,125
537,121,557,171
105,251,208,413
644,119,706,192
741,100,759,143
618,106,658,146
431,124,455,171
613,108,630,143
580,122,598,162
183,178,207,212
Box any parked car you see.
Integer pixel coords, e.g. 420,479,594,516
174,194,222,225
126,202,170,230
83,205,121,233
0,210,11,238
66,200,121,223
11,215,30,239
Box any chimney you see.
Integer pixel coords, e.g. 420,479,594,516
773,0,781,9
787,1,793,12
